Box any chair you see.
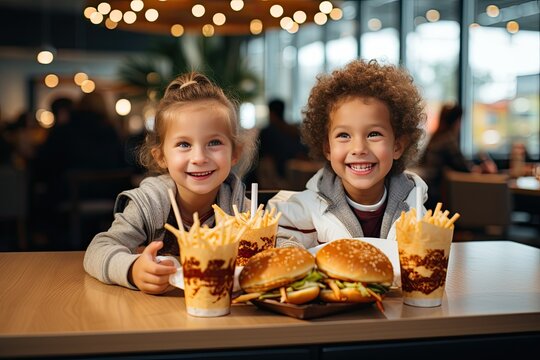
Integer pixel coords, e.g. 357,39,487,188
0,166,27,250
59,168,134,250
285,159,324,191
443,170,511,240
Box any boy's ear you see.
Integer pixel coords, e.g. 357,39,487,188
151,147,167,169
323,140,331,161
393,137,406,160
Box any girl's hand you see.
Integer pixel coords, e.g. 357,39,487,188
129,241,177,294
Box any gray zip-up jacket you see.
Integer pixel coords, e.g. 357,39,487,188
268,164,428,249
83,173,248,289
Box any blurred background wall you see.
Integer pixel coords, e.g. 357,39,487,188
0,0,538,251
1,0,538,159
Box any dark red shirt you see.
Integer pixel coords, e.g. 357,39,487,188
351,200,387,238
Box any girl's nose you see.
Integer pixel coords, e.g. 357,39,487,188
190,145,208,164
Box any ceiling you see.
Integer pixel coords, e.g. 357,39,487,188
0,0,82,13
84,0,339,36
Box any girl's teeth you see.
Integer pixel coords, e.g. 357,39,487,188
191,171,212,176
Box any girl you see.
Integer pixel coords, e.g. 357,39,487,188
84,72,256,294
269,59,427,249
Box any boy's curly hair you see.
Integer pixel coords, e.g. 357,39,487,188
301,59,426,175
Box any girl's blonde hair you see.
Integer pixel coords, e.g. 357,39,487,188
139,72,257,178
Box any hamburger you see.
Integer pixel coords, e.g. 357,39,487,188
233,247,324,305
316,239,393,311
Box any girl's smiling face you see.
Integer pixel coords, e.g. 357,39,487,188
156,100,237,201
325,97,404,204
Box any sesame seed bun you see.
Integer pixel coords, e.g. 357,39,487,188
239,247,316,294
285,286,321,305
316,239,393,284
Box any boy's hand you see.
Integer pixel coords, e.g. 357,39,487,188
130,241,177,294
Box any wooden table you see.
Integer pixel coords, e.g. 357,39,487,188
1,241,540,358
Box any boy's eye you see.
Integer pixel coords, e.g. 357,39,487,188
368,131,382,138
209,139,223,146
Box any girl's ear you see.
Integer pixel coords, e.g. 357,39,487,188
231,144,241,166
151,147,167,169
393,137,406,160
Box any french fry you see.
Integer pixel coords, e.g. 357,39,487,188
396,203,460,231
445,213,461,228
433,202,442,218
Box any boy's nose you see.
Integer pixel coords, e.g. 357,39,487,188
351,139,368,155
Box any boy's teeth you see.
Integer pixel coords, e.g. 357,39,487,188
350,164,373,171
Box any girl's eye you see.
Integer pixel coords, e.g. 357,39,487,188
209,139,223,146
368,131,382,138
177,141,190,148
336,132,350,139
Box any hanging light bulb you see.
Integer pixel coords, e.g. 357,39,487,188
37,45,56,64
38,0,56,64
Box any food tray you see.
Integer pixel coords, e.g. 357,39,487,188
250,299,373,320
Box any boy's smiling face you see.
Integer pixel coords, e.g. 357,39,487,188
325,97,404,205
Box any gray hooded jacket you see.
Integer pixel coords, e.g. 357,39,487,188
83,173,248,289
268,164,428,249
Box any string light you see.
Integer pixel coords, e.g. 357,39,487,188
44,74,59,88
230,0,244,12
115,99,132,116
171,24,184,37
213,13,226,26
37,49,54,64
270,5,283,18
250,19,263,35
145,9,159,22
84,1,342,37
130,0,144,12
192,4,205,17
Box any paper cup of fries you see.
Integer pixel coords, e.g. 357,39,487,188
164,216,247,317
395,203,459,307
213,204,281,267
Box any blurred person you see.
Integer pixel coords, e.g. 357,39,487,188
30,92,126,248
84,72,257,294
419,103,497,209
509,140,534,177
1,111,43,169
256,98,308,188
124,127,148,179
50,96,74,127
33,92,126,199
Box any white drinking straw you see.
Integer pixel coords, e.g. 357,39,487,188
416,186,422,221
250,183,258,220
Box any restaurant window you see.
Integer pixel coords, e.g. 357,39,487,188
359,0,400,65
295,24,325,123
326,1,358,71
468,0,540,160
242,36,265,129
406,0,461,135
263,30,295,118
